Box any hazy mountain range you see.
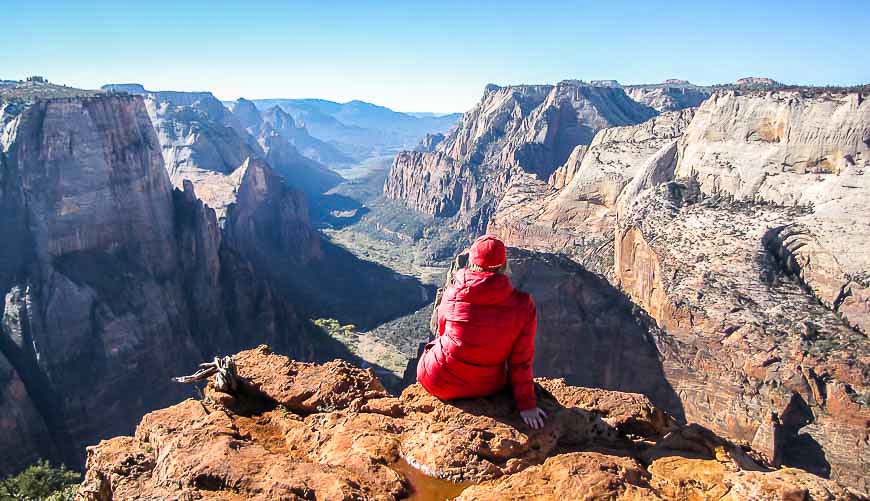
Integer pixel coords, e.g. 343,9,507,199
247,98,461,161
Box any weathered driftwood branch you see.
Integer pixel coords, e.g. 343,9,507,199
173,355,239,393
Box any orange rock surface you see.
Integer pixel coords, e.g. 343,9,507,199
78,346,859,500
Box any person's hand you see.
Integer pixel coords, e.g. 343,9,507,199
520,407,547,430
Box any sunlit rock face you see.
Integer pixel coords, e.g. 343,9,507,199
0,94,327,474
625,83,711,112
674,90,870,334
79,346,859,500
485,87,870,494
384,81,657,231
490,109,694,275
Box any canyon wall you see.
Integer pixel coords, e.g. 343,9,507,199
490,109,693,275
0,94,337,474
625,83,711,112
384,81,657,230
405,86,869,494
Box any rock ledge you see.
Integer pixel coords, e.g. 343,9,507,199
78,346,858,500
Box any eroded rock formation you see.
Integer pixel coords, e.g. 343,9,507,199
384,80,657,230
486,87,870,494
625,82,711,112
231,98,344,193
490,109,694,275
675,90,870,334
616,184,869,492
0,93,337,474
79,346,859,500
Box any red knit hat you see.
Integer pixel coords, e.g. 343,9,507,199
469,235,507,270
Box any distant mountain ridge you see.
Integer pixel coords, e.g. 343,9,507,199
249,98,461,161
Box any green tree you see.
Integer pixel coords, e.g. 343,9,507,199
0,460,80,501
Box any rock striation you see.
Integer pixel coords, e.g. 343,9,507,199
616,184,869,492
490,109,694,275
485,86,870,494
674,90,870,334
384,80,657,230
625,82,711,112
0,93,341,474
79,346,859,500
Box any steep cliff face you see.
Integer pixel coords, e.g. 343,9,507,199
490,109,693,275
675,90,870,333
222,157,321,267
498,250,685,416
615,183,869,492
78,347,859,500
0,94,331,474
384,81,657,229
483,88,870,494
625,83,711,112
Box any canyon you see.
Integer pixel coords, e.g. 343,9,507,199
0,88,337,474
2,75,868,499
385,81,869,495
0,81,431,476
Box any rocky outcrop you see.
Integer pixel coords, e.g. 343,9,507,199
675,90,870,333
615,183,869,492
413,132,445,152
0,94,336,474
384,80,657,230
625,83,711,112
222,157,321,266
79,346,859,500
736,77,782,87
490,109,693,275
484,87,870,494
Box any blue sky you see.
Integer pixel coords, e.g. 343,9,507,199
4,0,868,112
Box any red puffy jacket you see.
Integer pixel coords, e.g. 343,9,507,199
416,268,538,410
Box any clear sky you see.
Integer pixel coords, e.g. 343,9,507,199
4,0,868,113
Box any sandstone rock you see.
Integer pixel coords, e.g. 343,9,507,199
736,77,782,87
490,110,693,275
0,351,59,471
233,345,389,412
547,144,587,188
457,452,658,500
615,183,870,493
414,132,445,153
625,83,711,112
79,350,859,500
485,87,870,495
0,94,332,474
675,90,870,333
384,80,657,229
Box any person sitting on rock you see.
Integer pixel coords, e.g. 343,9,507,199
416,235,546,429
